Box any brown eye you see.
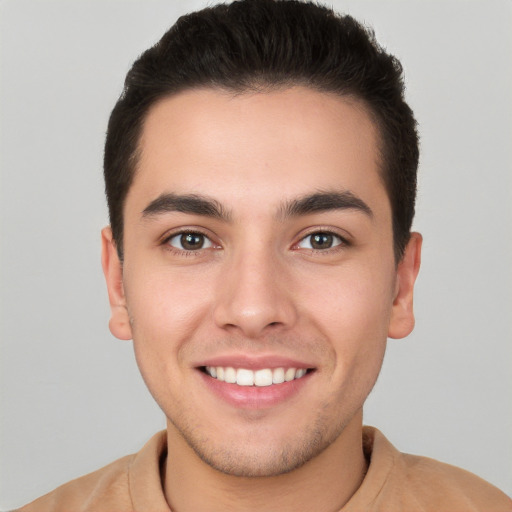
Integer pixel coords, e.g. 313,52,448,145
311,233,334,249
168,232,213,251
297,232,343,250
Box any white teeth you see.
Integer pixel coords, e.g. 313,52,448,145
285,368,296,382
295,368,307,379
224,367,236,383
205,366,308,386
272,367,285,384
236,368,254,386
254,369,273,387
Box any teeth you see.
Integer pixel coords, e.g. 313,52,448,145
254,369,273,387
205,366,309,386
285,368,296,382
224,367,236,384
272,367,285,384
295,368,307,379
236,368,254,386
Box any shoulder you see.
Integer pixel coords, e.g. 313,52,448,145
15,430,169,512
15,453,136,512
348,427,512,512
396,452,512,511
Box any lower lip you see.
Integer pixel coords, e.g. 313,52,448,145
198,370,313,409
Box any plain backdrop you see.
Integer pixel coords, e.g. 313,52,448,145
1,0,511,508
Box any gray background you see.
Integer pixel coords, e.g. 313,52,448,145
1,0,511,508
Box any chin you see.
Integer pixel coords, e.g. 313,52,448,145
194,444,322,478
176,412,349,478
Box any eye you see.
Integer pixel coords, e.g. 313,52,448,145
167,232,214,251
297,231,345,250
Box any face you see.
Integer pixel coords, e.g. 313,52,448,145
102,87,421,477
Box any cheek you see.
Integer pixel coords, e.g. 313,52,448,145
124,267,215,409
126,266,213,332
122,265,217,386
304,262,395,337
299,261,394,383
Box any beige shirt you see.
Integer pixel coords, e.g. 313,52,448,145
18,427,512,512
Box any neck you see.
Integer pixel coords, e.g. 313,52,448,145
163,410,367,512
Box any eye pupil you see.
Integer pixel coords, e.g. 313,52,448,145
311,233,333,249
181,233,204,250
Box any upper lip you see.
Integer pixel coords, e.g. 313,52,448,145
195,353,316,370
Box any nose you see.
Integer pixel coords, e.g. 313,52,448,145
213,247,298,339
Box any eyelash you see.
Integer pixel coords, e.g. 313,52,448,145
160,228,350,255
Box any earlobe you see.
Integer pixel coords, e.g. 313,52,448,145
101,227,132,341
388,232,422,339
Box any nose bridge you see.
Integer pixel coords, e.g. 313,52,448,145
213,238,297,337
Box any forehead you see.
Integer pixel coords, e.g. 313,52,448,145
128,86,388,218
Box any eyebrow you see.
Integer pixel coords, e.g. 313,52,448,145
142,193,232,221
141,190,372,223
279,190,373,219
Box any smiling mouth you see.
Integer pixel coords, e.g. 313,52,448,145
201,366,313,387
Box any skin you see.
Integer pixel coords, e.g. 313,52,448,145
102,86,421,512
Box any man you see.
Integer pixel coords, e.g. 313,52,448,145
15,0,512,510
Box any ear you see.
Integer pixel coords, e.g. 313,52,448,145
101,227,132,340
388,232,422,339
